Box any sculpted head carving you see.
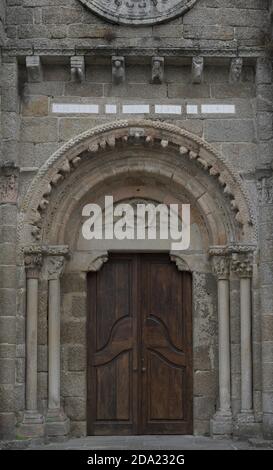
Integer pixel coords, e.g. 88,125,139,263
77,1,197,25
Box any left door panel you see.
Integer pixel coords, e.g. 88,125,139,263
87,255,138,435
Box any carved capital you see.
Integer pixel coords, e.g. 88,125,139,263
231,253,253,278
0,162,19,204
24,253,43,279
211,255,230,280
46,256,66,280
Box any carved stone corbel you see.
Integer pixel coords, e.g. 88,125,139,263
88,252,109,272
192,56,204,84
229,58,243,84
151,56,164,84
70,56,85,82
170,254,191,272
112,56,125,85
26,56,43,83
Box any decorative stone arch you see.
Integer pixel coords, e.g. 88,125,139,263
17,119,258,440
18,119,256,249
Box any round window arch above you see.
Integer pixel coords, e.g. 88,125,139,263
77,0,197,26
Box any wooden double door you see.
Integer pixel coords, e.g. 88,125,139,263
87,253,193,435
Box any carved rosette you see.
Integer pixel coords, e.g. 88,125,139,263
231,253,253,278
0,162,19,204
77,0,197,26
24,253,43,279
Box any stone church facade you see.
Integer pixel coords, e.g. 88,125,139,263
0,0,273,443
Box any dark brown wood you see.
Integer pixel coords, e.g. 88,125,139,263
87,253,193,435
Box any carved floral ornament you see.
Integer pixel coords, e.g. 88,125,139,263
18,120,255,244
23,245,69,277
77,0,197,26
209,246,256,280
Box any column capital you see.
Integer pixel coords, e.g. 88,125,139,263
211,256,230,280
209,247,230,280
24,253,43,279
231,252,253,278
46,255,66,281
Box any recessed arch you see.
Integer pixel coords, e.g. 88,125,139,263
18,119,256,249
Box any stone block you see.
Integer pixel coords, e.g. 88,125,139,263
0,205,17,226
15,384,25,413
262,392,273,414
194,396,216,421
0,385,15,412
0,344,15,359
262,316,273,341
61,372,86,398
0,267,17,289
70,420,86,438
194,346,212,371
0,289,17,315
0,413,15,440
64,82,103,97
262,363,273,391
0,317,16,343
0,358,15,384
38,372,48,400
194,371,217,397
205,119,255,143
38,345,48,372
64,397,86,421
263,413,273,439
22,95,49,117
72,294,86,318
61,321,86,345
61,273,86,294
194,420,210,436
0,243,16,265
16,358,25,384
68,345,86,371
20,118,58,143
0,226,16,244
168,84,210,99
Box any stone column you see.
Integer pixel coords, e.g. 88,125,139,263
210,251,233,437
19,253,45,438
45,255,70,439
232,251,256,436
0,162,19,439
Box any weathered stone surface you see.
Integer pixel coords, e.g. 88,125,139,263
1,0,273,444
65,397,86,421
67,346,86,372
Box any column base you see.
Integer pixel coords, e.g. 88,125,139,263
46,409,70,439
234,411,261,439
210,411,233,438
18,411,45,439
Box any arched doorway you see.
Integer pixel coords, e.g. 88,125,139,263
17,120,256,440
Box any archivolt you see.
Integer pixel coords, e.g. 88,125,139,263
18,119,256,245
